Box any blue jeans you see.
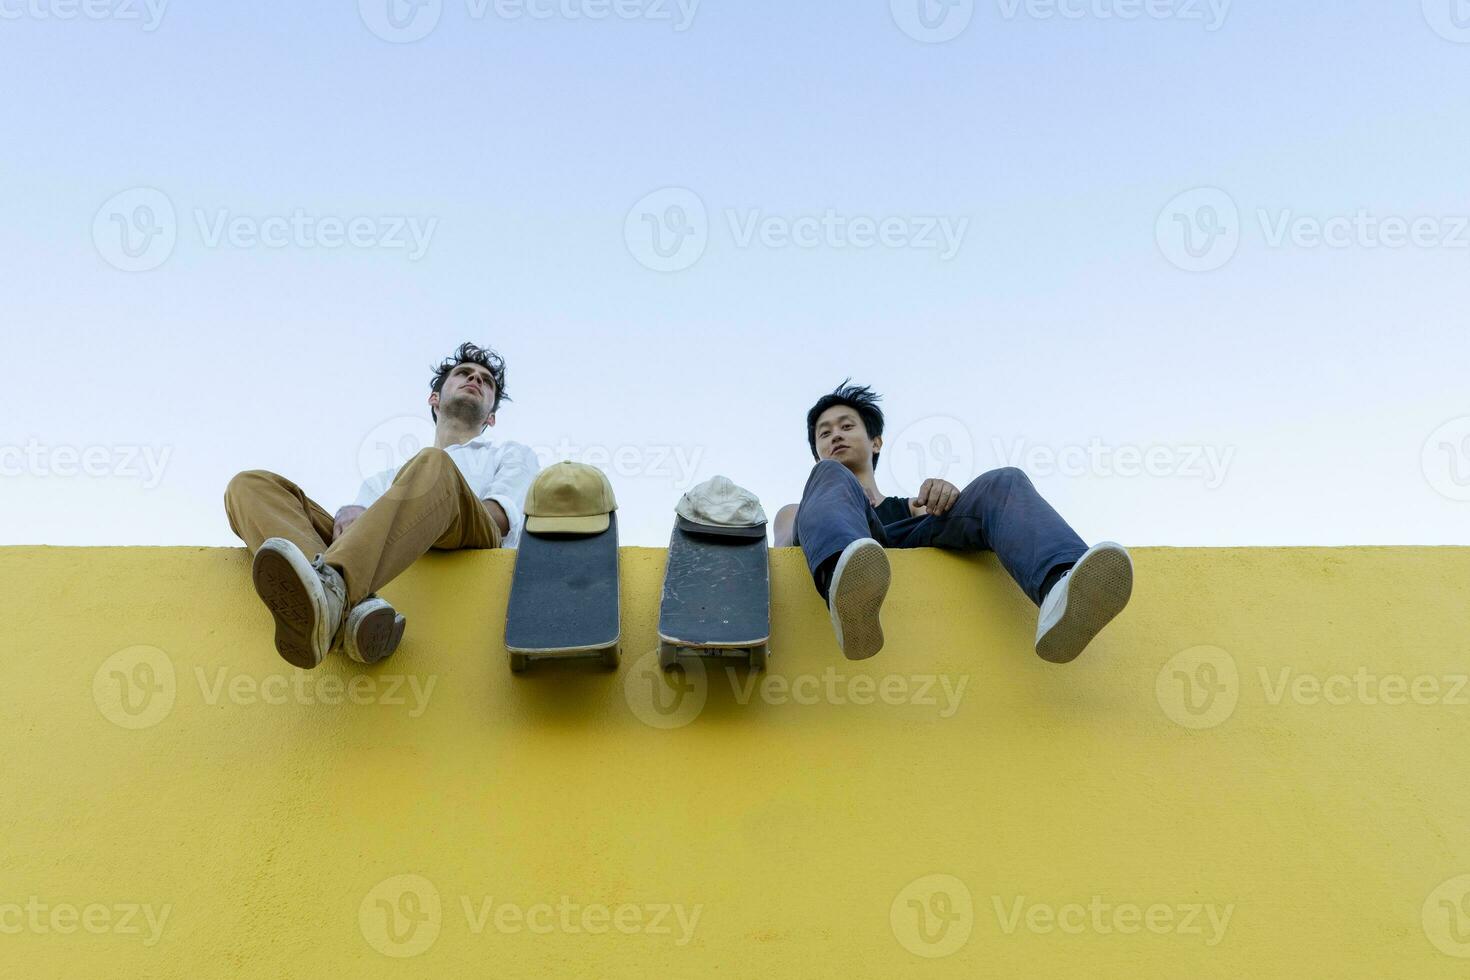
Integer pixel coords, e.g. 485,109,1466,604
793,460,1088,606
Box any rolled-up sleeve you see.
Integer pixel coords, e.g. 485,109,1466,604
483,444,541,548
352,470,391,510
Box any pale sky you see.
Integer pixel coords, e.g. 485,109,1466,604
2,1,1467,547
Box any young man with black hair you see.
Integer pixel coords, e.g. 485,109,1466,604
224,342,540,669
772,381,1132,663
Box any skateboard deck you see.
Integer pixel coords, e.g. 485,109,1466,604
657,521,770,671
504,514,620,673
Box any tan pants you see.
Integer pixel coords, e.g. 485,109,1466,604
224,447,502,606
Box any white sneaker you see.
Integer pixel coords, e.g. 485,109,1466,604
250,538,347,669
341,596,406,665
1034,541,1133,664
827,538,891,661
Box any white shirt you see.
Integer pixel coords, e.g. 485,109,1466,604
354,435,541,548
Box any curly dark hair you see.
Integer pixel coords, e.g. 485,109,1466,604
806,379,885,467
429,342,510,422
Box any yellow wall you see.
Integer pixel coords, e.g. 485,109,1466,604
3,545,1470,978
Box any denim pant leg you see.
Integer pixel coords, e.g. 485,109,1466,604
889,467,1087,605
794,460,888,598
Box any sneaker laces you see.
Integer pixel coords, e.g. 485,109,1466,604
310,554,349,646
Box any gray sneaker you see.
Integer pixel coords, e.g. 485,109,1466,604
340,596,407,665
1034,541,1133,664
250,537,347,669
827,538,891,661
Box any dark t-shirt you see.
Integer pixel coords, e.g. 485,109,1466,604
875,495,912,525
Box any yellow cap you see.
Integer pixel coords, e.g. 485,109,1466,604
523,462,617,534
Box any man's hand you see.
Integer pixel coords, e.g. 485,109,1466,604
333,505,365,542
912,478,960,517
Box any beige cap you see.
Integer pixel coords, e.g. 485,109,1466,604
675,475,766,534
524,462,617,534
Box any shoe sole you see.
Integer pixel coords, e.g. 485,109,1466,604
345,605,406,665
250,541,328,669
829,539,890,661
1035,542,1133,664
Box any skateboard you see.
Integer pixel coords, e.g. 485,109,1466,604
504,513,620,673
657,517,770,671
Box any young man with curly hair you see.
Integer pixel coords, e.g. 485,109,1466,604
772,382,1133,664
224,342,540,669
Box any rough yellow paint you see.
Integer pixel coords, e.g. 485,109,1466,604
4,545,1470,978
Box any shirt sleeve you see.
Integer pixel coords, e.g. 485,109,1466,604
352,470,392,510
481,443,541,547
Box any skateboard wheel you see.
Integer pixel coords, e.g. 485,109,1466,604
509,653,530,673
599,645,620,670
658,642,679,672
